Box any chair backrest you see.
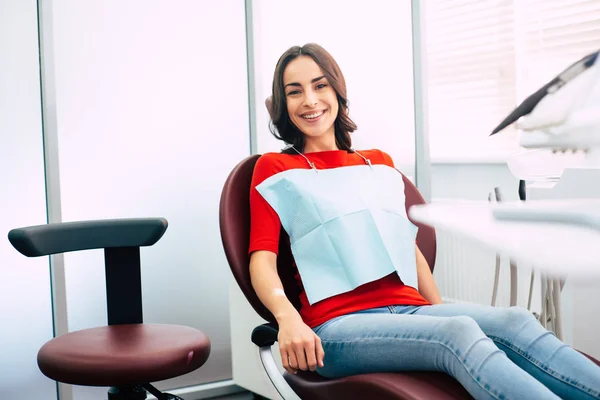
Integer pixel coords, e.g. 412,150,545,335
219,154,437,323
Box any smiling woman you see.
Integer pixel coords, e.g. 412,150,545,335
246,42,600,400
268,44,356,154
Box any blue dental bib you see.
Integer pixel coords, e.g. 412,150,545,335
256,163,418,305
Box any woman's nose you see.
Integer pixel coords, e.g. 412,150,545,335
304,90,318,107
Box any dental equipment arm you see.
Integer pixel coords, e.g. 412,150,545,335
491,50,600,150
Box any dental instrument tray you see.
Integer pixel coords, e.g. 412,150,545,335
492,199,600,232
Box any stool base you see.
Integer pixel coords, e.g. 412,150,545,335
107,384,183,400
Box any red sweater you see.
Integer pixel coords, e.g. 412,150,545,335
248,149,430,328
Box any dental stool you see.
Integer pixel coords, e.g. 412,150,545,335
8,218,211,400
219,154,472,400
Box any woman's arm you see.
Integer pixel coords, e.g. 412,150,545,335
416,245,443,304
250,250,325,373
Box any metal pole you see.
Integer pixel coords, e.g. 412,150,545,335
411,0,432,202
36,0,72,398
245,0,258,155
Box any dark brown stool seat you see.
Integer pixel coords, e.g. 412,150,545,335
38,324,210,387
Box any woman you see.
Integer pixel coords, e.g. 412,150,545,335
248,43,600,400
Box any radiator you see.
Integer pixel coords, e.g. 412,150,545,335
433,230,542,312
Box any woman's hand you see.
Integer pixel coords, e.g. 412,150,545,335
277,314,325,374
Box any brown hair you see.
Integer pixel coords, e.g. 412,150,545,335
269,43,357,154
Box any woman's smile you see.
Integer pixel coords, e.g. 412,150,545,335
300,109,327,123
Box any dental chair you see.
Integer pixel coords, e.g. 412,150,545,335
219,154,472,400
8,218,211,400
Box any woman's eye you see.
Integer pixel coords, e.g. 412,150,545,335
316,83,328,89
287,90,300,96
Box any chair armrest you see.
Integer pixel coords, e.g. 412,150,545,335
252,322,279,347
252,322,302,400
8,218,168,257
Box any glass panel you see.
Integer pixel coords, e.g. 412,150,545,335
0,0,56,399
50,0,249,396
252,0,416,176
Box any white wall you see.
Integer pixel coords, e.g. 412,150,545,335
0,1,57,399
251,0,416,174
431,162,520,201
46,0,250,397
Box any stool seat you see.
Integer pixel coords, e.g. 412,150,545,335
38,324,210,386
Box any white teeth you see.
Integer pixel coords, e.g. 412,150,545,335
302,111,323,119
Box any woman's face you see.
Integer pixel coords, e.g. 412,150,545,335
282,55,339,142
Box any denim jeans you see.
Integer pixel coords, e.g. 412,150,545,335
313,304,600,400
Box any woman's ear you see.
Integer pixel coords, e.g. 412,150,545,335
265,96,274,119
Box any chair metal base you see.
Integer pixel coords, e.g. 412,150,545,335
258,346,301,400
107,384,183,400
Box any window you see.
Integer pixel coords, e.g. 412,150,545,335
424,0,600,161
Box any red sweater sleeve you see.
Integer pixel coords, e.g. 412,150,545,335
379,150,395,168
248,154,284,255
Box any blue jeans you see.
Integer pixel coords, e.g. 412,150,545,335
313,304,600,400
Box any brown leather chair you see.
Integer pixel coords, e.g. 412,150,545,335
219,154,473,399
220,154,600,400
8,218,211,400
